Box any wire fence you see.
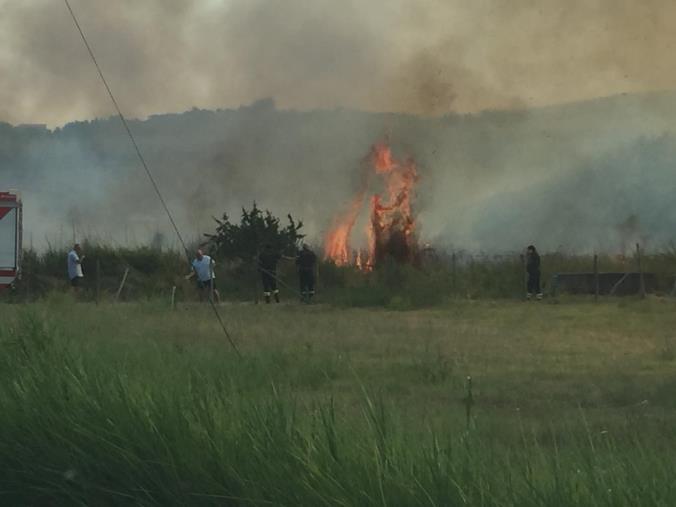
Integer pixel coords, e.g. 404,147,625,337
6,244,675,304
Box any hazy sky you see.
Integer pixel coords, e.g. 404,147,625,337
1,0,676,127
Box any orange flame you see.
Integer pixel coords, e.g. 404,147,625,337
324,141,419,268
323,193,365,266
368,144,419,266
373,142,395,174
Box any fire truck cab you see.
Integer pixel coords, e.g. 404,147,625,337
0,191,22,289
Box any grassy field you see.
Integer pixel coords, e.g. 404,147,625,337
1,296,676,505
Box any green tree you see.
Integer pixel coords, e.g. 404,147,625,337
205,203,304,261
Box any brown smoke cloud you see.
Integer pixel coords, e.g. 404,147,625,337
1,0,676,126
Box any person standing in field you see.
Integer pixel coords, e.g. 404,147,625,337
526,245,543,300
67,243,85,290
258,244,282,303
185,249,221,303
296,244,317,303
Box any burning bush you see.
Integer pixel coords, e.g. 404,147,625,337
324,142,419,269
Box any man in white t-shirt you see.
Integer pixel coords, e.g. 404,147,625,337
67,243,85,289
185,249,220,303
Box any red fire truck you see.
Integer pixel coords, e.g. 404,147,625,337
0,191,22,289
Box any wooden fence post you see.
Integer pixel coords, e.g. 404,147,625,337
95,258,101,305
451,252,457,295
209,259,215,303
593,253,599,302
253,262,259,304
115,267,129,302
171,285,177,310
315,260,320,301
636,243,646,299
25,254,31,301
520,253,527,299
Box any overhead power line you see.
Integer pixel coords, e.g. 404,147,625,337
63,0,240,357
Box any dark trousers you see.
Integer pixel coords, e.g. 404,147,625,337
527,271,541,294
261,271,278,295
299,270,315,299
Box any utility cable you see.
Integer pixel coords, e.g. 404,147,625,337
63,0,240,357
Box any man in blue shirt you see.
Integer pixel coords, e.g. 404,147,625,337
185,249,221,303
67,243,84,290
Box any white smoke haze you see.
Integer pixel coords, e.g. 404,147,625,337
1,0,676,253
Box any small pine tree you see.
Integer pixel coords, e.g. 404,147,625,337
204,203,304,260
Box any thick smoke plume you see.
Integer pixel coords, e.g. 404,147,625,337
2,1,676,253
2,0,676,126
3,94,676,254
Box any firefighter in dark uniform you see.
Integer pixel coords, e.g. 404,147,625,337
526,245,543,300
258,244,281,303
296,244,317,303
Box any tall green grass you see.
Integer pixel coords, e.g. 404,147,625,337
1,301,676,505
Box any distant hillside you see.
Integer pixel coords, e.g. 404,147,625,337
466,135,676,252
2,91,676,252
